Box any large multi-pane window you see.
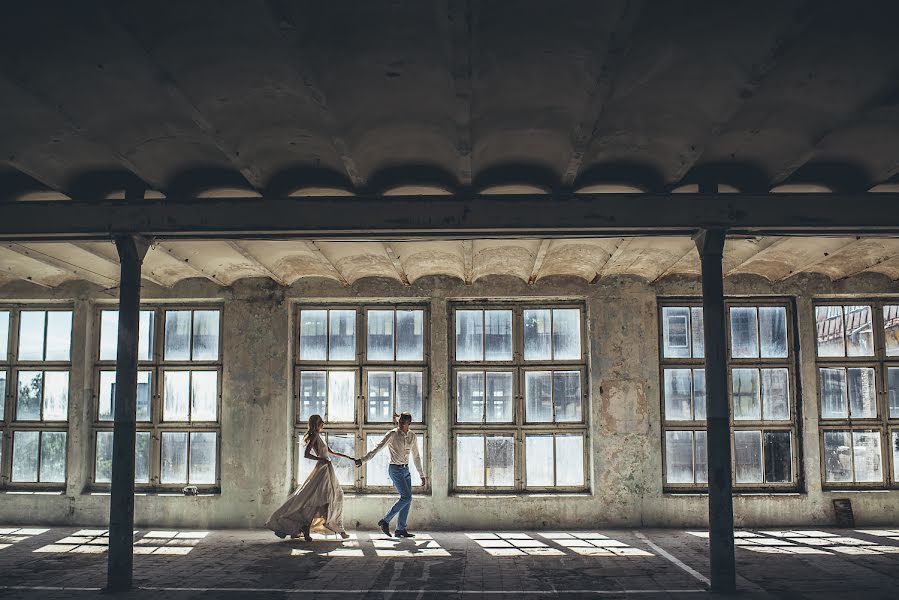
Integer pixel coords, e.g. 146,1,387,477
815,302,899,488
451,304,588,491
0,308,72,488
659,300,798,490
295,305,428,491
92,306,221,491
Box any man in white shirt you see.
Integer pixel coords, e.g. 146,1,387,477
356,412,427,537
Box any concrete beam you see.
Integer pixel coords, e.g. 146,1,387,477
446,0,474,187
528,239,552,284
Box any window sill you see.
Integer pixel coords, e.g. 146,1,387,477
664,491,804,497
3,490,66,495
86,490,221,497
450,492,592,498
344,492,432,499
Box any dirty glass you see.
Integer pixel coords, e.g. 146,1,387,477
730,307,759,358
0,310,8,359
759,306,787,358
367,371,394,422
695,431,708,483
96,431,150,484
328,433,356,486
95,370,153,422
662,307,691,358
298,371,327,421
328,371,355,422
815,306,845,357
16,370,42,420
164,310,191,361
553,371,581,422
100,310,154,361
457,372,484,423
819,368,848,418
763,431,792,483
485,372,513,422
665,431,694,483
525,434,554,486
892,432,899,482
328,310,356,361
455,310,483,361
888,367,899,418
523,309,552,361
42,371,68,421
395,371,422,420
552,309,581,360
189,432,217,484
0,370,6,420
190,370,218,421
691,307,705,358
883,305,899,356
761,368,789,421
733,430,763,484
852,431,882,483
192,310,220,360
299,310,327,360
163,371,190,421
45,311,72,361
17,311,45,361
39,431,67,482
693,369,706,420
367,310,394,361
12,431,39,482
555,434,583,486
396,309,424,361
844,305,874,357
732,368,760,420
484,310,512,361
823,431,852,483
525,371,553,422
456,435,485,486
847,367,877,418
160,431,189,484
486,436,514,486
664,369,693,421
135,432,150,483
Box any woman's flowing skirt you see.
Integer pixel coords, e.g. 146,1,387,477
265,461,345,536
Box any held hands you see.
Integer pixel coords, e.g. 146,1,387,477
419,477,427,488
354,458,363,467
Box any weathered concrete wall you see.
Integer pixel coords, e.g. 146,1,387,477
1,271,898,529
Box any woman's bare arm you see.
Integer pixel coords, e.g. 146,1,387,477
327,445,355,461
304,438,329,463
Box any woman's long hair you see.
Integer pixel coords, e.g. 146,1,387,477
303,414,324,443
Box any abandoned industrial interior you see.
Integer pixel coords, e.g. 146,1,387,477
2,0,899,596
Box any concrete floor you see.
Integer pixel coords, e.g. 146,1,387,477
1,526,899,598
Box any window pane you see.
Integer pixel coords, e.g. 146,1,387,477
328,371,355,422
161,432,189,484
525,371,552,422
44,311,72,361
823,431,852,483
396,371,423,420
665,431,694,483
367,371,394,422
758,307,787,358
367,310,394,361
761,368,789,421
366,433,392,486
883,305,899,356
329,433,356,486
191,370,218,421
525,434,554,486
847,367,877,418
396,310,424,361
16,370,42,421
764,431,792,483
555,435,584,486
485,436,514,487
164,311,191,361
18,311,45,360
691,307,705,359
523,309,552,361
456,435,484,486
42,371,68,421
12,431,39,482
0,370,6,420
0,310,8,359
485,372,513,423
888,368,899,419
732,369,760,420
844,305,874,357
100,310,154,362
455,310,483,361
299,310,327,360
99,370,151,422
662,307,691,358
192,310,220,360
892,432,899,483
39,431,66,482
815,306,845,357
852,431,882,483
135,432,150,483
553,371,582,422
484,310,512,361
664,369,693,421
189,432,217,484
695,431,708,484
163,371,190,421
328,310,356,361
457,372,484,423
734,430,763,483
820,368,848,418
693,370,706,420
95,431,113,483
552,309,581,360
730,307,759,358
298,371,327,421
409,435,425,486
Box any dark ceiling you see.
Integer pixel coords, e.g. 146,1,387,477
2,0,899,201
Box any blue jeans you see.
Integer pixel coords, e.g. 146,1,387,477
383,464,412,531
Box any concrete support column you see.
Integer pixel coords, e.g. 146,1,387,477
428,297,449,504
695,228,735,593
107,235,150,592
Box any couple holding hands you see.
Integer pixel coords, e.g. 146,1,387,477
265,412,426,542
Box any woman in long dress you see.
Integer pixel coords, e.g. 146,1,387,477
266,414,356,541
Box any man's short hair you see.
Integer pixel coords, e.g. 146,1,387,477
398,412,413,424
